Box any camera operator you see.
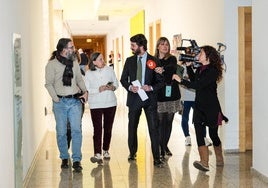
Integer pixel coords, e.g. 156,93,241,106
172,45,228,172
179,47,212,147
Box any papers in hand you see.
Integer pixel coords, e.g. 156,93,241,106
131,80,148,101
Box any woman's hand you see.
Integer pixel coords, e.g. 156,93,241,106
106,84,115,91
154,67,164,74
99,85,107,92
185,62,193,66
99,84,115,92
172,74,182,83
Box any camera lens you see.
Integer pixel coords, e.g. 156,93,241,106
179,54,196,62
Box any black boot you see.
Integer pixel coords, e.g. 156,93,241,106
61,159,69,169
73,161,83,172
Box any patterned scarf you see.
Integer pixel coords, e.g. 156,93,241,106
56,54,73,86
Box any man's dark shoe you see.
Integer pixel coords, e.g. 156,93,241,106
61,159,69,169
128,154,136,161
154,160,164,168
72,161,83,172
166,147,173,156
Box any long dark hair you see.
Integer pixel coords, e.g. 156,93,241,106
201,45,223,82
49,38,72,60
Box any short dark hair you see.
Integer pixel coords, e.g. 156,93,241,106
130,34,147,51
89,52,101,71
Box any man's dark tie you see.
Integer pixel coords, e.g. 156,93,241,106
137,56,142,83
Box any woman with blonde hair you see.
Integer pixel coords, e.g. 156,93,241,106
154,37,183,159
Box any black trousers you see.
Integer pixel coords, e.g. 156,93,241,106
128,104,160,161
194,122,221,147
158,112,175,154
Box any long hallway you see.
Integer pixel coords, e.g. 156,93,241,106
24,91,268,187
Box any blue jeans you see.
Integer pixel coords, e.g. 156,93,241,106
181,101,206,137
181,101,195,137
53,98,82,162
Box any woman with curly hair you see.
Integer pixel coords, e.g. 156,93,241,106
172,45,228,171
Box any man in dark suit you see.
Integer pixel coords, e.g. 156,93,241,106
120,34,164,167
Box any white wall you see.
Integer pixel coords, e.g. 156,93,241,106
21,0,50,180
252,0,268,177
0,0,18,186
145,0,224,47
0,0,69,186
224,0,251,151
106,22,131,79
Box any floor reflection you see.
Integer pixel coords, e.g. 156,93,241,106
128,161,138,188
179,147,193,187
90,161,114,188
59,169,83,188
25,100,268,188
152,162,173,188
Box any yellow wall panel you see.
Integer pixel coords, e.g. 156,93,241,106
130,10,145,36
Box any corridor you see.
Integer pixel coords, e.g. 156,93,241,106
24,91,268,188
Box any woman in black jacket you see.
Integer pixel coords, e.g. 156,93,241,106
154,37,182,159
172,45,228,171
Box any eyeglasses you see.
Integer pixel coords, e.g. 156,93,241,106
66,46,74,50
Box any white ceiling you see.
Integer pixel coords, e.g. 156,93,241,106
58,0,144,36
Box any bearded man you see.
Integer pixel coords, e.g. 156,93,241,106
45,38,88,172
120,34,164,167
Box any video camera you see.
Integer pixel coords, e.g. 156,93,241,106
177,39,201,67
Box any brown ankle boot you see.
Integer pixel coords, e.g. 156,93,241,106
193,146,209,171
214,144,224,166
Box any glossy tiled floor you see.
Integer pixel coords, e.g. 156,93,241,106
24,95,268,187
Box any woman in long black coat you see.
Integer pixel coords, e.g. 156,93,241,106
172,45,228,171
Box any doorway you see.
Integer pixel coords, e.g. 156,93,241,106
238,6,252,152
72,35,107,61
